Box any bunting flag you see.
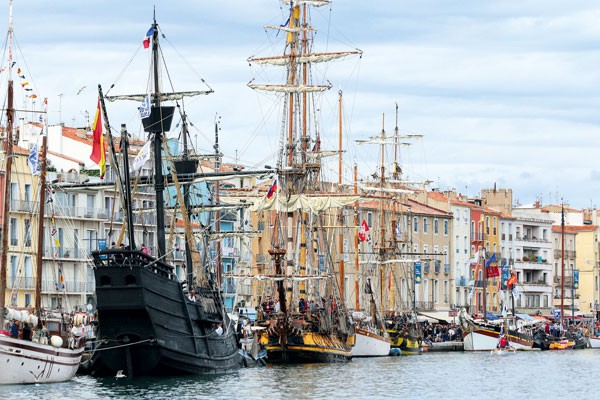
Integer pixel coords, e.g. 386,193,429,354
90,98,106,179
266,179,278,199
358,220,370,242
143,25,154,48
28,144,41,176
132,139,152,174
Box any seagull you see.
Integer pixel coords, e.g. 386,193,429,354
115,370,126,379
76,85,86,95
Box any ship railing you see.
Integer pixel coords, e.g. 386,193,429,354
91,249,176,280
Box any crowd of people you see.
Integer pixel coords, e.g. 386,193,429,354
422,322,464,344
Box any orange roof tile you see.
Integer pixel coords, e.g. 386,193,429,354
551,225,598,233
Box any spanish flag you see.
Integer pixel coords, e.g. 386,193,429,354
90,98,106,179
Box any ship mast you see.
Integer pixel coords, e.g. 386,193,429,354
34,101,48,313
149,15,167,259
0,0,15,327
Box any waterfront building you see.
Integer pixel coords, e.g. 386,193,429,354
7,121,158,313
550,225,579,316
510,207,554,315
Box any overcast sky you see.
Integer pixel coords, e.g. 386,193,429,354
2,0,600,210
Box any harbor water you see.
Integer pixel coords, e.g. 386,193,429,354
0,350,596,399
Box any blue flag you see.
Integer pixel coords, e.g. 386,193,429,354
485,253,497,268
28,144,41,176
139,94,151,119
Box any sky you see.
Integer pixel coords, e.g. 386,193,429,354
1,0,600,210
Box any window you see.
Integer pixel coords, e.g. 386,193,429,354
413,217,418,233
10,255,18,286
486,217,490,235
434,219,439,234
24,184,31,203
24,218,32,247
74,229,79,258
86,229,98,254
423,244,429,255
10,218,18,246
86,194,95,217
423,218,428,234
10,182,18,210
24,256,33,287
444,220,449,235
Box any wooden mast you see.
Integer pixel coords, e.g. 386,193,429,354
0,0,15,328
338,90,345,302
34,103,48,313
560,202,565,327
354,164,360,311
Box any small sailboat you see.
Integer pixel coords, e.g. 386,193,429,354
0,0,84,384
490,326,516,355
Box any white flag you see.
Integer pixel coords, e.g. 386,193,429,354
138,94,151,119
132,139,152,174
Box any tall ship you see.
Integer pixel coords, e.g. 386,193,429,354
86,16,250,376
355,108,425,356
245,0,361,362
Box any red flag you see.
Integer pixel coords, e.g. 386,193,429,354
358,220,369,242
507,273,517,286
90,99,106,179
486,266,500,278
266,179,277,199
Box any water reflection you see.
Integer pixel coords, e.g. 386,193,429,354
0,351,597,399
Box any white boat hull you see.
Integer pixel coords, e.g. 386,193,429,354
0,335,83,384
589,337,600,349
351,328,391,357
463,329,532,351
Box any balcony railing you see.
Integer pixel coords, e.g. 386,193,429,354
415,301,435,311
256,254,269,264
43,247,89,259
42,280,92,293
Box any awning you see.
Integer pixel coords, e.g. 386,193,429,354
515,313,535,321
418,311,457,323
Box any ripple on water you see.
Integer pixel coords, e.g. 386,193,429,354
0,350,597,399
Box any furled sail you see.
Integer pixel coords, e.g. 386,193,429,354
221,194,359,214
248,51,362,66
105,90,212,102
247,83,331,93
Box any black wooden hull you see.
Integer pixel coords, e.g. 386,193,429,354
88,250,242,377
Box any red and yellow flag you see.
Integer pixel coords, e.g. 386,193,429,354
90,98,106,179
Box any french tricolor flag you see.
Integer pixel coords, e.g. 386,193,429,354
143,25,154,49
266,179,278,199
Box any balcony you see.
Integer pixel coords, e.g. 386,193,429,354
434,260,441,274
553,276,574,286
415,301,435,311
520,282,553,294
42,280,92,293
554,250,576,259
444,263,450,274
423,262,430,274
43,247,88,259
256,254,270,264
10,200,37,213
